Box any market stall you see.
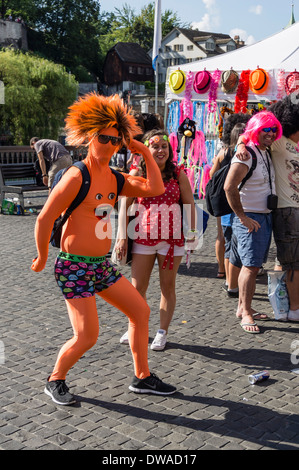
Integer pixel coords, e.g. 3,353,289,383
164,22,299,198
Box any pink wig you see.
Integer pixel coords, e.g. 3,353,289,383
243,111,283,145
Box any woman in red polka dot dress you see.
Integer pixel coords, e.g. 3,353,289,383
116,129,196,351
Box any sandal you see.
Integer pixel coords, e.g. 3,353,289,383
253,312,270,321
240,322,260,334
216,272,226,279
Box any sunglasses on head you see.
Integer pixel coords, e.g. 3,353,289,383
97,134,121,146
262,127,278,133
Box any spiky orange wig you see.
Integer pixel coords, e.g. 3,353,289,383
65,93,142,147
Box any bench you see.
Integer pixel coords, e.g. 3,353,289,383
0,163,48,210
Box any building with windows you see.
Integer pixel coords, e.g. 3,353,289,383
103,42,154,96
150,27,245,84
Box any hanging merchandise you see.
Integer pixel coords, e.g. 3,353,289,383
167,101,180,134
193,70,212,94
169,69,186,94
169,132,179,163
196,164,212,200
234,70,251,113
276,69,285,100
285,71,299,95
205,103,220,138
207,69,222,113
177,117,196,166
221,70,239,94
249,68,269,94
179,71,194,123
193,101,205,132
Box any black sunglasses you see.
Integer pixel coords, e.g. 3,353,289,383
262,127,278,133
97,134,121,146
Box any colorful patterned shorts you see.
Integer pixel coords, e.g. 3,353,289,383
54,252,122,299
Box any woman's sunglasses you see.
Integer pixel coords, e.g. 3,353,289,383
262,127,278,133
97,134,121,146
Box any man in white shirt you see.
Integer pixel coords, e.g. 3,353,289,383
224,111,282,333
267,98,299,322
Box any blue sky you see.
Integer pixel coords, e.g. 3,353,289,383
99,0,297,45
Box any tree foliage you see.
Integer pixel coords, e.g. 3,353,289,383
1,1,188,82
0,49,78,144
103,2,186,52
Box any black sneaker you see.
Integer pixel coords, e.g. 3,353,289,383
129,373,177,395
227,289,239,298
44,378,76,405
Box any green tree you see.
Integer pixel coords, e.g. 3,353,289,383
30,0,102,81
0,48,78,144
0,0,40,23
103,2,188,52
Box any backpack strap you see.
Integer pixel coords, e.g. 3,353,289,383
60,161,91,223
239,146,257,191
110,168,125,201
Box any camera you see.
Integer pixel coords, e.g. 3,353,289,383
267,194,278,210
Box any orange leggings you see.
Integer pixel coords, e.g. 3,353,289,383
49,276,150,381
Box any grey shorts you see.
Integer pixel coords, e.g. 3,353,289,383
48,154,73,187
273,207,299,271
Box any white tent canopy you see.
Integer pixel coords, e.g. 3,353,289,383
165,22,299,103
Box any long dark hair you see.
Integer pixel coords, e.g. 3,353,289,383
141,129,177,181
269,96,299,138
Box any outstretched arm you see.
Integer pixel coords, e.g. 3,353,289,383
121,139,164,198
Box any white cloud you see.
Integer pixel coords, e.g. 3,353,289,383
191,0,220,31
192,14,212,31
249,5,263,15
230,28,256,45
202,0,216,8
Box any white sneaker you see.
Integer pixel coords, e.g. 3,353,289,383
151,329,167,351
120,331,129,344
288,309,299,322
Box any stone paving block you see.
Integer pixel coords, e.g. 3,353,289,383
1,198,299,450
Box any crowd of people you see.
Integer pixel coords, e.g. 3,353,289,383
30,91,298,405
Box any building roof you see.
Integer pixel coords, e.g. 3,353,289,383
108,42,152,65
160,27,236,56
177,27,232,42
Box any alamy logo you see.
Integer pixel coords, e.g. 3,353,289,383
0,80,4,104
94,199,205,251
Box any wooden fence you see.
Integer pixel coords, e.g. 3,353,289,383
0,146,87,164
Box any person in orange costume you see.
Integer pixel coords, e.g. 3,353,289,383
31,93,177,405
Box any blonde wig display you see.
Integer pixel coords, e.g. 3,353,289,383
65,93,142,147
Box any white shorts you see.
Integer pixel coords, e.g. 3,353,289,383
131,241,185,257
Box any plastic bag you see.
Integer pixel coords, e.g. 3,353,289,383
267,270,289,321
1,199,15,215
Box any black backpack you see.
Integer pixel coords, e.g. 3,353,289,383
50,161,125,248
205,146,257,217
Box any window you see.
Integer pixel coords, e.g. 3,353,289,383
165,45,171,52
174,44,183,52
187,45,193,51
206,41,215,51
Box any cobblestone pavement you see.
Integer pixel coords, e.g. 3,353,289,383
0,192,299,451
